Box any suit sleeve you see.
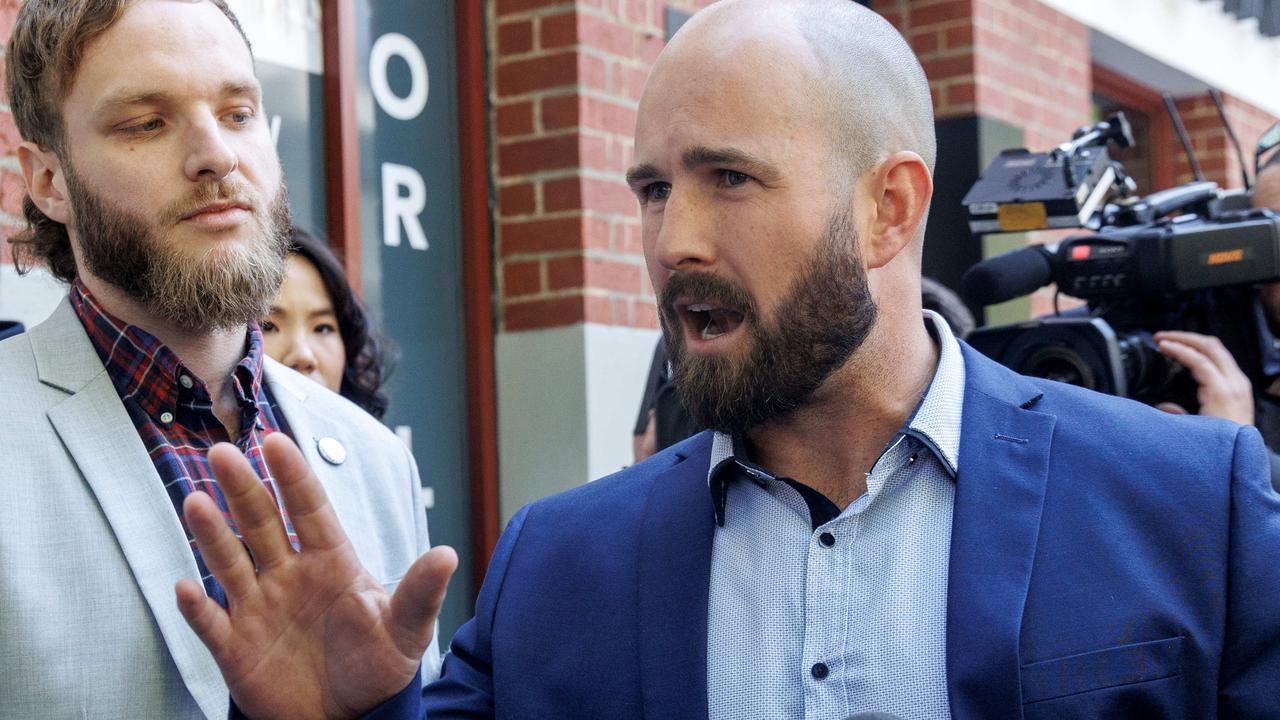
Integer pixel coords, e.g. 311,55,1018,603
421,504,533,719
1218,425,1280,715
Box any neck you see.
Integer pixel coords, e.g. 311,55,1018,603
80,273,249,434
745,314,938,509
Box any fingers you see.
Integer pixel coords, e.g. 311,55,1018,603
1155,331,1244,381
1155,331,1255,424
175,577,233,662
183,488,260,601
1156,335,1225,387
388,546,459,660
208,442,295,571
1155,402,1189,415
262,433,349,552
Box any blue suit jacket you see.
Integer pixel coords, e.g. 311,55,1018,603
409,345,1280,719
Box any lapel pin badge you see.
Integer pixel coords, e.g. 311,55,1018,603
316,436,347,466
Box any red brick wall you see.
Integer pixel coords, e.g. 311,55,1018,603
491,0,716,333
881,0,1092,153
1174,94,1277,189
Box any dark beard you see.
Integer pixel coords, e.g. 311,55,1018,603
67,161,292,333
659,210,877,436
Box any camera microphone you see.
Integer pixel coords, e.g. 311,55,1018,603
960,244,1056,306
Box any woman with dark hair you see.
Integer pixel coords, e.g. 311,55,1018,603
261,227,396,419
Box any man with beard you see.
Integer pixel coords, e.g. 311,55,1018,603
181,0,1280,718
0,1,453,718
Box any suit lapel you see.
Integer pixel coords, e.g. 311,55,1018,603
34,302,227,720
946,344,1056,719
263,362,367,546
638,433,716,720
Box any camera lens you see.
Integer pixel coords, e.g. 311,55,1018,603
1020,345,1099,389
1116,330,1182,402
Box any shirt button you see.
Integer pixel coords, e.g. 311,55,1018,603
159,411,175,425
179,375,194,390
811,662,829,680
818,532,836,548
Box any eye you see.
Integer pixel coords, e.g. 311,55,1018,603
314,322,338,336
120,118,165,135
642,182,672,204
260,320,278,333
721,170,752,187
226,108,255,126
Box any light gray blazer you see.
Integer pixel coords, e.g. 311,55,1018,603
0,299,440,719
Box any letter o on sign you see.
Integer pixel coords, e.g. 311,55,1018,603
370,33,429,121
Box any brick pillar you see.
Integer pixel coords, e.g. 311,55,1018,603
491,0,715,334
489,0,717,518
882,0,1092,145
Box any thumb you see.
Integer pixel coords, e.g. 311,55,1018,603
388,545,458,659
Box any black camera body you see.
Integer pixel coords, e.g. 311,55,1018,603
960,114,1280,408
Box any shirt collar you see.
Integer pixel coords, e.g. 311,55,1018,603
70,279,267,425
706,309,966,525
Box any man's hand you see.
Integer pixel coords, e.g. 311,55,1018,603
1155,330,1255,425
174,433,457,720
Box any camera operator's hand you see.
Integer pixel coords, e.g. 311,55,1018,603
1154,330,1255,425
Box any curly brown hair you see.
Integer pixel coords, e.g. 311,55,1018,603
4,0,251,282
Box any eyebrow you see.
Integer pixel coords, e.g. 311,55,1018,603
266,306,337,316
97,81,262,114
625,163,662,187
625,145,782,187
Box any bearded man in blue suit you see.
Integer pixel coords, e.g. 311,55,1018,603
181,0,1280,718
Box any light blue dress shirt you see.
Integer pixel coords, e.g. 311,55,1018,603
706,311,965,720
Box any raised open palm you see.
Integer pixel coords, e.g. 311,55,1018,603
175,433,456,720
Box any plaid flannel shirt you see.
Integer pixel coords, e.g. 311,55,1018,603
71,280,297,607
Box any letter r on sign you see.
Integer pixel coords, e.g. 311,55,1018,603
382,162,429,250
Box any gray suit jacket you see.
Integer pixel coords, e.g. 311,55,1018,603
0,299,439,719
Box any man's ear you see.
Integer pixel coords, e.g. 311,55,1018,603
17,141,70,224
859,151,933,269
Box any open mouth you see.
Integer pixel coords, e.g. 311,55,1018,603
678,301,746,341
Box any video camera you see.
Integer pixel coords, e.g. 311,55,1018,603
960,108,1280,408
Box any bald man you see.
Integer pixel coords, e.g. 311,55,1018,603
185,1,1280,718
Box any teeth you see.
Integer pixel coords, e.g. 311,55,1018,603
688,303,716,313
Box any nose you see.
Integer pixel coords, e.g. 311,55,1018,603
182,115,238,182
651,189,715,272
282,333,319,377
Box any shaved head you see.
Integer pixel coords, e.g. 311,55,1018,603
633,0,940,433
657,0,936,184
